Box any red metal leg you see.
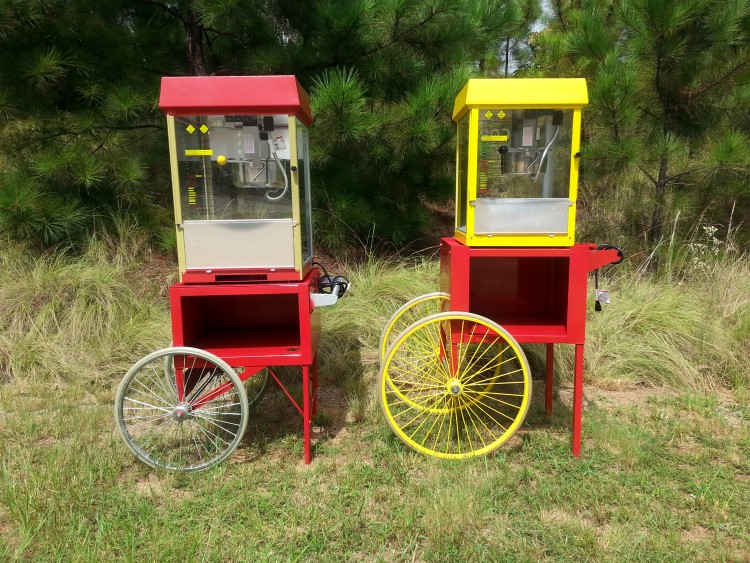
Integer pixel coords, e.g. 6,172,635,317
572,344,584,457
312,355,318,417
303,365,311,464
545,344,554,416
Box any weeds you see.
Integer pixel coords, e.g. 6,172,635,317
0,234,170,384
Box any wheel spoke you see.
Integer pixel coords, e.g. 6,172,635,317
388,356,448,386
122,412,173,431
458,393,489,450
128,379,174,408
122,396,173,413
459,393,506,444
381,293,449,360
459,339,506,382
186,370,220,403
464,391,519,422
147,361,178,403
135,416,175,453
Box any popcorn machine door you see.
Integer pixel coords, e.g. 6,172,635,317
171,114,296,271
474,108,574,237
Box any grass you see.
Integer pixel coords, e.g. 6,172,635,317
0,238,749,560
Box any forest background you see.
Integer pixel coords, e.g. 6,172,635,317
0,0,748,260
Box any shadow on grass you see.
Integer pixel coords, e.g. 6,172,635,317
237,326,367,461
235,335,587,462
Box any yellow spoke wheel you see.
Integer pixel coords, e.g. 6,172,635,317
380,312,531,459
384,339,505,416
380,292,450,361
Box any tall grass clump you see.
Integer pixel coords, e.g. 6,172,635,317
527,203,749,391
550,216,750,391
0,228,171,385
580,258,750,391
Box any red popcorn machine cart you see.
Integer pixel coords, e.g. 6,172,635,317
379,78,622,460
114,76,348,471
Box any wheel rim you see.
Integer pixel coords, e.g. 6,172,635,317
380,292,450,361
380,312,531,459
115,347,249,471
241,367,270,409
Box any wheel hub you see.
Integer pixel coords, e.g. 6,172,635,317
172,403,192,421
447,379,463,396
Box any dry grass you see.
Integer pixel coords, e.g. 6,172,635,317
0,236,749,560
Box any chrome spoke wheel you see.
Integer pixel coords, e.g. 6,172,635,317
115,347,249,471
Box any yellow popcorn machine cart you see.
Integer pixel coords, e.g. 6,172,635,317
379,79,623,459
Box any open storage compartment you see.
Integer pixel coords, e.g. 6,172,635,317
440,238,593,343
170,281,318,365
469,256,569,340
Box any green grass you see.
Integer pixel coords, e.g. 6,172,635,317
1,240,749,561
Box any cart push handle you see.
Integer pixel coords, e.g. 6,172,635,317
589,244,624,312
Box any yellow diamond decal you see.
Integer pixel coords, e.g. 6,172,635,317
200,124,209,134
484,111,493,119
497,110,506,120
186,124,195,134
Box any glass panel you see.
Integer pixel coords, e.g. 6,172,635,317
173,115,293,222
476,109,572,200
297,121,313,262
456,114,469,232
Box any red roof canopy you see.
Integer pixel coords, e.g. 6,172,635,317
159,75,313,126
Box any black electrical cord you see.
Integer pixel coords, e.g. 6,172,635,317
595,244,625,264
593,244,625,311
311,261,349,298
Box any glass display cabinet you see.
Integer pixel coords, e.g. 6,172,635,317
159,75,314,282
452,78,588,247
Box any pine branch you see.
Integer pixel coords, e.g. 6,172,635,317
680,61,749,102
638,165,657,186
555,0,567,33
360,6,460,59
664,167,699,185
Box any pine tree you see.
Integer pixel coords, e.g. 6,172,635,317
532,0,750,253
0,1,177,248
0,0,528,251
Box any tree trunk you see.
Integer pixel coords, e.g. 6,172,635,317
648,155,669,254
185,8,206,76
504,37,510,77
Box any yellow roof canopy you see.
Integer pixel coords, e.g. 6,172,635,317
453,78,588,121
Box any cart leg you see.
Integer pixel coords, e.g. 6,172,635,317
572,344,584,457
312,354,319,418
303,364,311,464
545,344,554,416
